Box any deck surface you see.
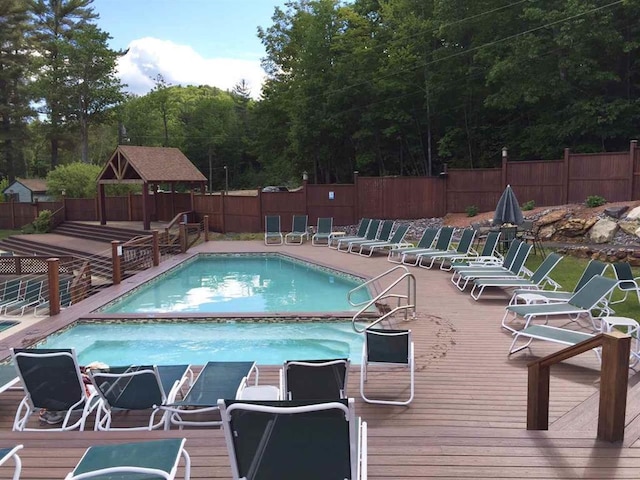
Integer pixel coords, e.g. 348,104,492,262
0,237,639,479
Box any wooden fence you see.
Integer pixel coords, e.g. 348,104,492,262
1,140,638,232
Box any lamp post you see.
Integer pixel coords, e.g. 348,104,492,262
224,165,228,194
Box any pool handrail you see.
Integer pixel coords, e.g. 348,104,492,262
347,265,410,307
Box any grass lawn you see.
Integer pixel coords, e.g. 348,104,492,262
0,230,17,240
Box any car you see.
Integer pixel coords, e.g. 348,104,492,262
261,186,289,192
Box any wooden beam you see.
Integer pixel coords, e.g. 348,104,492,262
598,331,631,442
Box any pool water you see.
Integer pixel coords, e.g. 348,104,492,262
101,255,370,314
37,322,364,365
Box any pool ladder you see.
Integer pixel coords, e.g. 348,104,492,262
348,265,416,333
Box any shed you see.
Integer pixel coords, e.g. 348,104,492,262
2,178,52,203
97,145,207,230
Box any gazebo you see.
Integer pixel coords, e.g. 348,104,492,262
97,145,207,230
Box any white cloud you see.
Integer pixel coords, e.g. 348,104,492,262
117,37,266,99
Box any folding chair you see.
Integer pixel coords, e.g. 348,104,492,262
360,328,414,405
219,398,367,480
65,438,191,480
312,217,333,246
610,262,640,304
264,215,283,245
280,358,349,400
0,445,23,480
285,214,309,245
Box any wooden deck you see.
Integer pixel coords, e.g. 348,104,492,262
1,239,640,478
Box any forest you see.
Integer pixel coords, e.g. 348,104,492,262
1,0,639,195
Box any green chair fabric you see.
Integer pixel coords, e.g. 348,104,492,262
312,217,333,246
387,227,438,263
285,215,309,245
264,215,283,245
328,218,371,249
281,358,349,400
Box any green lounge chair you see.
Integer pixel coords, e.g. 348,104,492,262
218,398,367,480
161,361,257,428
360,328,414,406
356,224,411,257
0,279,22,313
65,438,191,480
337,219,381,252
610,261,640,304
387,227,438,263
89,364,192,431
3,279,44,316
312,217,333,246
285,214,309,245
34,279,72,317
280,358,350,400
11,348,99,431
501,275,618,333
328,218,371,249
264,215,283,245
0,445,23,480
470,252,563,300
508,324,598,358
0,365,20,396
346,219,394,253
445,230,502,270
401,226,454,266
417,228,477,269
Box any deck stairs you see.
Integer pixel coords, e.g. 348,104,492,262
53,221,147,243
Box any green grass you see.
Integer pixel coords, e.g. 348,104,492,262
525,250,640,320
0,230,17,240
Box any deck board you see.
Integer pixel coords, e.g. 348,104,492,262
0,238,638,479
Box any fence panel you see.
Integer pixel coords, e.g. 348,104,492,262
262,191,306,231
193,194,223,231
65,198,95,221
382,177,446,219
568,152,630,202
224,194,261,233
306,184,355,227
446,169,502,213
507,160,565,206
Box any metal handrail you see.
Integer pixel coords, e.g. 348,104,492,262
348,265,410,306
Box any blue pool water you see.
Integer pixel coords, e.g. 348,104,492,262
37,322,364,365
101,254,370,314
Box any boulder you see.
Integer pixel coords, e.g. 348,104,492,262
556,218,596,237
537,209,567,226
604,205,628,219
618,220,639,236
589,218,618,243
626,206,640,220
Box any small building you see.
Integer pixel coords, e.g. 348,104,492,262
2,178,52,203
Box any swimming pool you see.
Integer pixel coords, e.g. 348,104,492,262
36,321,364,365
100,254,371,314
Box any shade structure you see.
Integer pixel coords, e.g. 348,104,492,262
492,184,524,226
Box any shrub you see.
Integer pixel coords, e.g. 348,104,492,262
522,200,535,211
32,210,52,233
585,195,606,208
465,205,479,217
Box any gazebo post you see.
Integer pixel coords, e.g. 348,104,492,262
142,181,150,230
99,183,107,225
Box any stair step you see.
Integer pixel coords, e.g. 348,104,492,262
54,222,147,243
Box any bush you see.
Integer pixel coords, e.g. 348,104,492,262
522,200,535,211
585,195,606,208
32,210,52,233
465,205,479,217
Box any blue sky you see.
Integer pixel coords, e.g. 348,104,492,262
92,0,287,98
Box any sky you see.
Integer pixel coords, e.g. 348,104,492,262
92,0,288,99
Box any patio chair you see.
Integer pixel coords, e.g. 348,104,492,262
0,445,23,480
347,219,394,253
508,259,608,305
501,275,618,333
3,279,44,316
312,217,333,246
0,279,22,313
328,218,370,249
356,224,411,257
64,438,191,480
401,226,454,266
280,358,350,400
443,230,501,271
264,215,283,245
34,279,72,317
161,361,258,428
11,348,99,431
218,398,367,480
89,364,192,431
0,365,20,396
517,220,546,257
360,328,414,405
470,252,563,300
334,218,377,251
416,228,477,269
338,219,385,252
387,227,438,263
610,262,640,304
285,214,309,245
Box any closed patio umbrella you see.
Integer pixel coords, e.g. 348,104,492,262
492,184,523,226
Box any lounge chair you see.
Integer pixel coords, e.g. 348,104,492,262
89,364,192,431
417,228,477,269
610,262,640,304
285,214,309,244
401,226,455,266
346,219,394,253
34,279,72,317
161,361,257,428
218,398,367,480
280,358,349,400
508,259,608,305
64,438,191,480
508,324,598,358
360,328,414,405
470,252,563,300
312,217,333,246
337,219,382,252
264,215,283,245
3,279,44,316
501,275,618,333
387,227,439,263
0,365,20,396
442,230,501,271
356,224,411,257
328,218,370,249
11,348,99,431
0,279,22,313
0,445,23,480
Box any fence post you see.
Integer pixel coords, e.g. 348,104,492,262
10,199,15,229
47,257,60,315
111,240,122,285
526,362,550,430
257,188,263,233
501,147,508,186
221,190,226,234
629,140,637,201
203,215,209,242
152,230,160,266
353,171,359,224
179,223,187,253
563,148,571,204
598,331,630,442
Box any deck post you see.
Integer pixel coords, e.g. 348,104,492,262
203,215,209,242
179,223,187,253
527,362,550,430
152,230,160,266
598,331,630,442
111,240,122,285
47,258,60,315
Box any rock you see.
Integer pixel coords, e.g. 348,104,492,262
537,209,567,226
556,218,596,237
589,218,618,243
618,220,639,236
626,206,640,220
604,206,628,219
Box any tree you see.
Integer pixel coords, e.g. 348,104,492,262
46,161,100,198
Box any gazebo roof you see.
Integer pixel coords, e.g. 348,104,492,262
98,145,207,184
